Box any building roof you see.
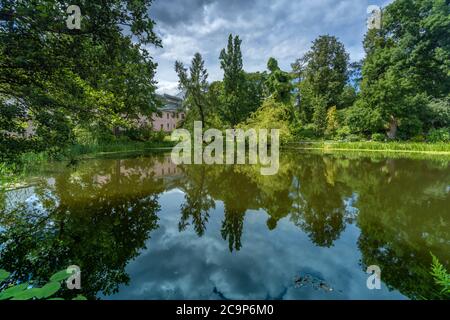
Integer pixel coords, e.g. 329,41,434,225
155,92,185,112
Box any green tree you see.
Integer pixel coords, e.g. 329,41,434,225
219,34,261,126
175,53,209,125
293,35,350,116
0,0,161,161
326,106,339,137
357,0,450,139
265,57,293,104
312,96,328,136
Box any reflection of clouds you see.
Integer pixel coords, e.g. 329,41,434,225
105,192,405,300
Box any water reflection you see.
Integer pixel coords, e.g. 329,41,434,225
0,152,449,299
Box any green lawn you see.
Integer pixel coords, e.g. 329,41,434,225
285,141,450,154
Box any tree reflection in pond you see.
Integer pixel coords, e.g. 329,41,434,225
0,152,449,299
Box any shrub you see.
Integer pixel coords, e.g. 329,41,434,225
397,116,423,140
335,126,351,140
73,125,116,145
294,123,317,140
427,128,450,143
423,97,450,129
371,133,385,142
345,134,363,142
239,97,293,144
124,126,154,142
410,135,425,142
152,130,167,143
345,102,384,135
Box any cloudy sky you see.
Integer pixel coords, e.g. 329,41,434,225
147,0,393,95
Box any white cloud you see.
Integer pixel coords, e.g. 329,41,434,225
150,0,395,94
156,80,179,95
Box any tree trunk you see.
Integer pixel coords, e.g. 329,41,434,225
387,116,398,140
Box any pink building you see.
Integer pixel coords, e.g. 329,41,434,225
151,93,186,132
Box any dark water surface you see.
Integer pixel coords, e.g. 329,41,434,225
1,151,449,300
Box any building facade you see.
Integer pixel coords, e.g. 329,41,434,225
151,93,186,132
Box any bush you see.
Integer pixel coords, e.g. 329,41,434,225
239,97,293,144
371,133,385,142
124,126,154,142
397,116,423,140
423,97,450,129
345,134,364,142
294,123,317,140
152,130,167,143
73,125,116,145
335,126,351,140
410,135,425,142
427,128,450,143
345,102,384,135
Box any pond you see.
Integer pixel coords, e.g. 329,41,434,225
0,151,449,300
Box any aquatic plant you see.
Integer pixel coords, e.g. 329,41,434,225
0,269,86,300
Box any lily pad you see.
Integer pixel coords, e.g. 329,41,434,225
0,269,10,283
0,283,29,300
72,294,87,300
50,270,72,282
37,282,61,298
10,288,42,300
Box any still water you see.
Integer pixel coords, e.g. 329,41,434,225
0,151,449,300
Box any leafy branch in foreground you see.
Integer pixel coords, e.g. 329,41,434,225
430,253,450,299
0,269,86,300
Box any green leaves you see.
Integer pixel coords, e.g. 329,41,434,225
11,288,42,300
50,269,72,282
38,282,62,298
1,0,161,160
0,270,87,300
0,282,61,300
430,253,450,296
0,269,10,282
0,283,29,300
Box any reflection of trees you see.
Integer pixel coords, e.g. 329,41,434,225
288,154,349,247
0,157,166,299
350,158,450,299
178,166,215,236
221,207,245,252
3,151,449,300
177,153,450,300
213,167,260,252
177,165,260,251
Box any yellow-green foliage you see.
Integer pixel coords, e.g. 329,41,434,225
326,106,339,136
238,97,293,144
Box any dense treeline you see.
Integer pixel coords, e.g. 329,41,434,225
177,0,449,143
0,0,449,163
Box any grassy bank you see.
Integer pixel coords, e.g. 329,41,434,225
19,140,176,166
285,141,450,154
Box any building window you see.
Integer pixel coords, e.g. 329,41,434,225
166,113,169,119
181,114,185,119
160,124,163,130
167,123,169,129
